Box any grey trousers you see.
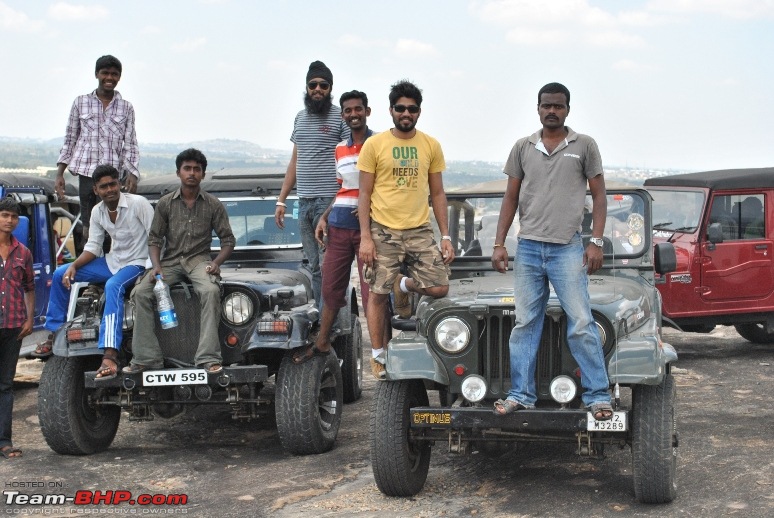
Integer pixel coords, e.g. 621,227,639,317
129,262,222,367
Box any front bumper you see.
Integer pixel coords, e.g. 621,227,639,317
410,406,628,434
84,364,269,389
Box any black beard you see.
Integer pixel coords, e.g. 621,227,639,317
304,92,333,114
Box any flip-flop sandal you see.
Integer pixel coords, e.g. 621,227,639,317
589,402,614,421
31,339,53,358
94,357,119,381
292,345,331,365
0,446,22,459
493,398,531,415
202,363,223,374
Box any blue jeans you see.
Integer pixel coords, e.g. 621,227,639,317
0,328,22,449
45,259,145,350
507,234,611,407
298,197,334,311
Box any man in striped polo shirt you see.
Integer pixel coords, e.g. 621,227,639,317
275,61,349,311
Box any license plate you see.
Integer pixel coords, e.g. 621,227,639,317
586,411,627,431
142,369,208,386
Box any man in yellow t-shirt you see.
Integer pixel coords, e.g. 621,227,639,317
357,80,455,379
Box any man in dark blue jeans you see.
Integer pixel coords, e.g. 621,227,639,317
0,198,35,459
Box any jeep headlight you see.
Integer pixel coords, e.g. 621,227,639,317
222,292,254,325
461,375,487,402
434,317,470,353
549,375,578,404
122,300,134,331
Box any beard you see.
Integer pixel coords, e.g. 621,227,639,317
392,114,417,133
304,92,333,114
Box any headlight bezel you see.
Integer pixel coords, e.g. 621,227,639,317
460,374,487,402
549,375,578,404
221,290,256,326
433,316,472,354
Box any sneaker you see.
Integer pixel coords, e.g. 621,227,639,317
370,354,386,380
393,276,411,318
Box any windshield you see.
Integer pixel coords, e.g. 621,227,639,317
213,197,302,249
649,189,705,233
443,192,649,258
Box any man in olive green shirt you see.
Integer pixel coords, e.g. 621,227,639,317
124,148,235,374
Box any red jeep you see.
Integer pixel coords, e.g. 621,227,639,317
644,168,774,343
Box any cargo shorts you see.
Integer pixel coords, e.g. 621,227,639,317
364,221,450,295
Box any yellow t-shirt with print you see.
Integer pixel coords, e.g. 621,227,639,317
357,129,446,230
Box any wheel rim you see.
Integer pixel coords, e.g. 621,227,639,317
318,367,338,431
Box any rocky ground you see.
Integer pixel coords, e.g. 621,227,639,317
2,324,773,517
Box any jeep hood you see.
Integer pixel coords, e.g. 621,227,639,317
443,274,652,330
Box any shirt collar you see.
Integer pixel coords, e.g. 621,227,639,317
171,188,205,200
530,126,578,155
346,127,373,147
89,90,123,102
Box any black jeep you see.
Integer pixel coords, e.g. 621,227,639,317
37,171,363,456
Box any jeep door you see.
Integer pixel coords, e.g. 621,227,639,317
700,192,773,302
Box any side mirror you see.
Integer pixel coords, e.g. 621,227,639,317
654,242,676,275
707,222,723,244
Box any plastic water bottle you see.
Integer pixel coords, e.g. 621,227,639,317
154,275,178,329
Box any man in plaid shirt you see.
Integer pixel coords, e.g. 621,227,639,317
54,55,140,240
0,198,35,459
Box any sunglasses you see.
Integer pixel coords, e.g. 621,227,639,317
392,104,420,114
307,81,330,90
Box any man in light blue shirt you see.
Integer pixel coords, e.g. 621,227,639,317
34,165,154,381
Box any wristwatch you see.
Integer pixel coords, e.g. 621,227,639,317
590,237,604,247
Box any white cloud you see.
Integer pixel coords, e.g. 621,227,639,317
471,0,660,48
394,38,438,56
142,25,161,34
47,2,108,21
171,37,207,52
586,30,646,48
647,0,774,20
0,2,45,32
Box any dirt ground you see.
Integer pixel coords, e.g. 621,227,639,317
2,323,773,517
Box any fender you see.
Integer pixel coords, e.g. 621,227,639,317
385,332,449,385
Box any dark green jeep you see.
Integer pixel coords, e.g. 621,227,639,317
370,186,679,504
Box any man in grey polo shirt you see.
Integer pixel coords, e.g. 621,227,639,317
490,82,613,420
274,60,349,310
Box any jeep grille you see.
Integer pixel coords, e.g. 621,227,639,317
153,289,202,364
479,314,564,399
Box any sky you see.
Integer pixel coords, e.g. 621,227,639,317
1,0,773,171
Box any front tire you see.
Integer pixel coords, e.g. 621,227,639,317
734,323,774,344
38,356,121,455
631,374,678,503
370,380,431,496
275,350,343,455
334,314,363,403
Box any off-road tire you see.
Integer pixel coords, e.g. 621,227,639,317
734,323,774,344
371,379,431,496
334,314,363,403
38,356,121,455
632,373,678,503
275,350,343,455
